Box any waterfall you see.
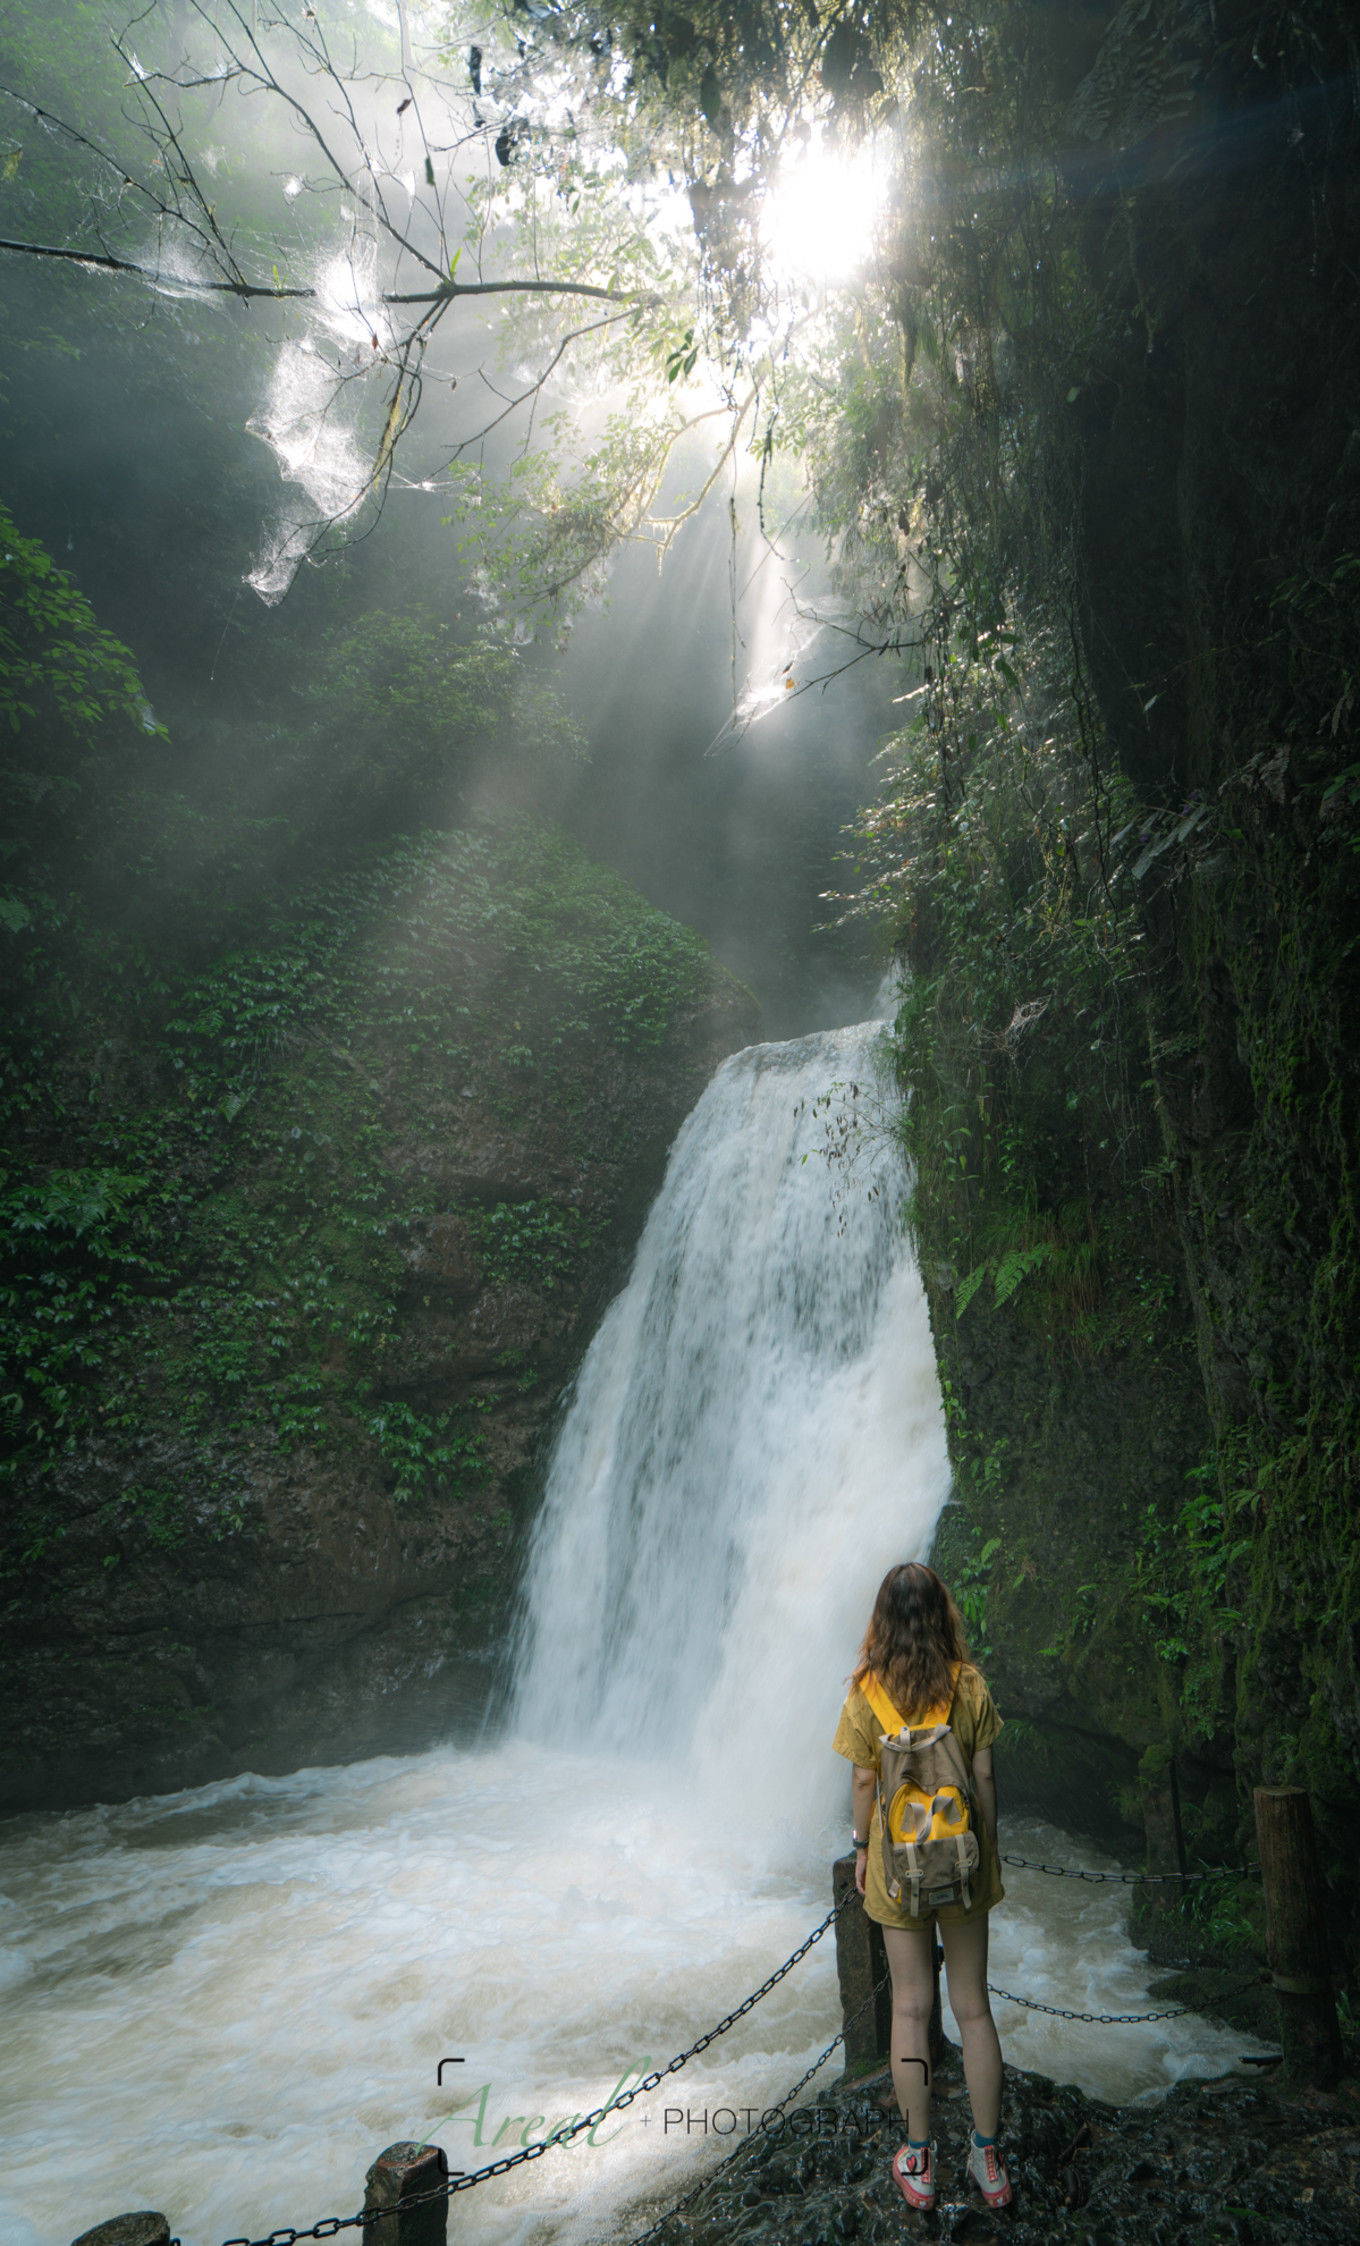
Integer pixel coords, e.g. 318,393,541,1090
0,1015,1272,2246
513,1014,951,1833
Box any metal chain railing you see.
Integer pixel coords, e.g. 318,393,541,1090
986,1970,1270,2026
999,1853,1239,1886
213,1895,853,2246
623,1966,894,2246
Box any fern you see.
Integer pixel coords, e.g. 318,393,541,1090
993,1241,1055,1306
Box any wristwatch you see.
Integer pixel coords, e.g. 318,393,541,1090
852,1833,870,1850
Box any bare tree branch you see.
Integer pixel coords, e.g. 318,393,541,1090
0,235,646,307
0,3,724,606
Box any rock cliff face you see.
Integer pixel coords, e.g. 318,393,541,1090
928,1264,1213,1850
875,13,1360,1970
1,822,756,1811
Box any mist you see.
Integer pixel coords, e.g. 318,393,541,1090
0,36,891,1030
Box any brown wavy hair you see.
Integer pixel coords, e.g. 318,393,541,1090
852,1561,970,1719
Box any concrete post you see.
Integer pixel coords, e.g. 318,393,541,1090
832,1853,893,2076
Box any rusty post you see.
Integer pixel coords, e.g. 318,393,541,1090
71,2219,170,2246
1253,1786,1341,2087
832,1853,893,2076
363,2140,450,2246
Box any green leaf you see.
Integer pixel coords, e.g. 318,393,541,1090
993,1242,1055,1306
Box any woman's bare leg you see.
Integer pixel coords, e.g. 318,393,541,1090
938,1912,1003,2139
880,1923,935,2142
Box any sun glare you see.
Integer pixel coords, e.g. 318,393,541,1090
760,132,885,284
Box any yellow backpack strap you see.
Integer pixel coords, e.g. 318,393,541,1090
860,1670,908,1736
862,1664,963,1736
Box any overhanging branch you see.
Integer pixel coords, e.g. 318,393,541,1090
0,235,648,310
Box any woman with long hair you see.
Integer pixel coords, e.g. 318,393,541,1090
832,1560,1010,2213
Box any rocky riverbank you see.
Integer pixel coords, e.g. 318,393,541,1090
645,2049,1360,2246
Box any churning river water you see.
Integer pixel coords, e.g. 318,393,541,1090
0,1019,1268,2246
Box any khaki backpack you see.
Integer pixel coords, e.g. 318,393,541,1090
861,1666,980,1916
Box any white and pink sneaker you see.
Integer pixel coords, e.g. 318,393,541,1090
892,2142,935,2211
967,2135,1013,2207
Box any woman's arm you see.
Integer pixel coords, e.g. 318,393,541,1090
851,1765,875,1896
972,1744,997,1854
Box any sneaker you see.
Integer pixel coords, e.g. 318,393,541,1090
967,2136,1013,2208
892,2142,935,2211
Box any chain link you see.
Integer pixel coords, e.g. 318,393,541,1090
999,1853,1237,1886
987,1970,1269,2025
213,1896,853,2246
623,1966,894,2246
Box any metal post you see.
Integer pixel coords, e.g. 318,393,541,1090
1253,1785,1342,2088
363,2140,450,2246
832,1853,893,2076
71,2220,170,2246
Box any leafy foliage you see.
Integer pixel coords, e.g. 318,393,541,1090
361,1400,488,1506
466,1201,596,1291
1134,1443,1265,1726
0,504,154,743
0,499,163,941
0,645,722,1567
299,614,586,826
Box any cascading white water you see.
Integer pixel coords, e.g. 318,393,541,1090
514,1017,949,1836
0,1014,1270,2246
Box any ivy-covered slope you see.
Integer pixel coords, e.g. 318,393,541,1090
1,819,753,1808
0,519,756,1809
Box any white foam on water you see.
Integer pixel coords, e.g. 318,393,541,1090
0,1019,1271,2246
0,1746,846,2246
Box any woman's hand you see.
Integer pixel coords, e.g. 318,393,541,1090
854,1844,868,1898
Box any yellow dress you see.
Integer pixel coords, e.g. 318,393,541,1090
832,1664,1005,1931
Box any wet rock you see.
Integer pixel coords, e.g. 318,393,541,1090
401,1213,484,1296
649,2056,1360,2246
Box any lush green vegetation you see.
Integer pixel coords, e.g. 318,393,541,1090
3,1,1359,1986
0,517,720,1586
